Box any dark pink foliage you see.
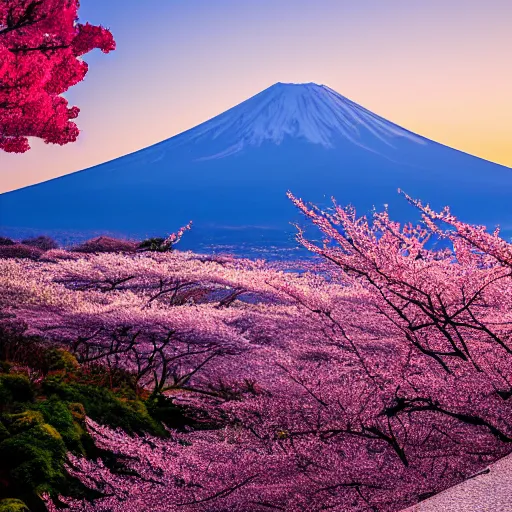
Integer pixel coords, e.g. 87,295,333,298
21,235,58,250
0,236,15,246
0,242,42,259
39,248,80,262
0,0,115,153
72,236,138,254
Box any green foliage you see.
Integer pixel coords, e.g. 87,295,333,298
0,421,9,442
0,375,34,407
0,410,67,509
77,363,138,397
33,397,88,455
44,348,80,374
43,376,167,437
0,345,199,509
146,394,198,431
138,237,167,252
0,499,29,512
0,362,11,374
4,410,45,433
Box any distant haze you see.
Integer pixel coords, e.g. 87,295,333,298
2,82,511,259
0,0,510,193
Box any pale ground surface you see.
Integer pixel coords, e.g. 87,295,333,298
402,454,512,511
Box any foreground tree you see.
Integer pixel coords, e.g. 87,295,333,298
2,200,512,511
0,0,115,153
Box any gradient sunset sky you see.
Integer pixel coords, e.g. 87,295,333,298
1,0,510,193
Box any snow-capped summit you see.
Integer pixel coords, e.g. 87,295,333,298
169,82,425,159
1,82,511,257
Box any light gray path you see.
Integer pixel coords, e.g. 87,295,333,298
402,454,512,511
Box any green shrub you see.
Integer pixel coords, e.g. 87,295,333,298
146,394,197,431
138,237,166,252
0,375,34,407
0,413,67,506
0,499,29,512
0,421,9,442
4,411,45,434
43,348,79,374
42,377,166,436
0,362,11,374
78,364,137,396
33,397,88,455
67,402,86,422
0,349,198,509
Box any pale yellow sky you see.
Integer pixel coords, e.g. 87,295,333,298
0,0,510,194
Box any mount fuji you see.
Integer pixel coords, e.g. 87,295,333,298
1,82,511,255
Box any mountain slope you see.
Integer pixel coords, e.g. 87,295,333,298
1,82,511,255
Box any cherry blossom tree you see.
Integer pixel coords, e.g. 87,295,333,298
0,0,115,153
286,191,512,495
2,203,512,511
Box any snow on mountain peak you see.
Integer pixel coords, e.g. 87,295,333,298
179,82,426,160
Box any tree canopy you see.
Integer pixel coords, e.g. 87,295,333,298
0,0,115,153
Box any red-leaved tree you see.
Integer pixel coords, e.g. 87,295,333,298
0,0,115,153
